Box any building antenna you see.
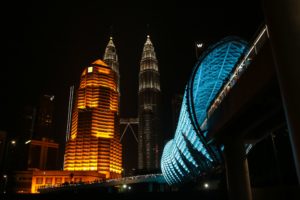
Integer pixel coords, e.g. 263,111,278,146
110,25,114,38
146,24,150,36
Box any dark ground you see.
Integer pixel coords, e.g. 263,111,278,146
3,191,228,200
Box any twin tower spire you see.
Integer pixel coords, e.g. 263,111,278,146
102,35,161,92
103,37,120,92
103,35,162,171
64,35,161,176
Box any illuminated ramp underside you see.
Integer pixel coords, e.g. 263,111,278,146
161,37,247,184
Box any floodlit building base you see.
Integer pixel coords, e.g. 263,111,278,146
31,170,105,193
13,170,105,193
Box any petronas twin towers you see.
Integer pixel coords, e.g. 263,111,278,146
64,34,161,180
105,35,162,172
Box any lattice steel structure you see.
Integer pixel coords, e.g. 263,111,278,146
138,35,162,171
161,37,247,184
64,38,122,179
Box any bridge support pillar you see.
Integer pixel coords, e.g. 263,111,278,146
159,183,164,192
224,140,252,200
148,182,153,192
264,0,300,184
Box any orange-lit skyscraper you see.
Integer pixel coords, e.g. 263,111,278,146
64,38,122,179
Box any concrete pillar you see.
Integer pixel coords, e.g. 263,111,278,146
224,140,252,200
159,183,164,192
263,0,300,184
148,182,153,192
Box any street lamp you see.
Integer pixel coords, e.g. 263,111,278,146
197,43,203,48
25,140,31,144
204,183,209,189
122,168,125,177
1,139,17,194
195,42,204,59
3,139,17,169
2,175,7,194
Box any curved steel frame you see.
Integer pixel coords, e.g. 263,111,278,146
161,37,247,185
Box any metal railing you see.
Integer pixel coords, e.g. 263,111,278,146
38,173,164,191
204,25,269,124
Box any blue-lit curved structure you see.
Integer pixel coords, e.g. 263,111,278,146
161,37,248,185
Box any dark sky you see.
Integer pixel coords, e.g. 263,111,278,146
1,1,264,142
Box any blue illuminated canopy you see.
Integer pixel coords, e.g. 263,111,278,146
161,37,247,185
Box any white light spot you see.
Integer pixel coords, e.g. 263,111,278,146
197,43,203,48
88,67,93,73
25,140,31,144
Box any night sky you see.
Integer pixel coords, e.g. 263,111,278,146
1,1,264,143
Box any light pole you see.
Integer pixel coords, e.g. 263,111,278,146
4,139,16,167
122,168,125,177
1,139,16,194
2,175,7,194
195,42,204,59
204,182,209,189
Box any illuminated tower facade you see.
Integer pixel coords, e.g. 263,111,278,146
138,35,162,171
64,55,122,178
103,37,120,93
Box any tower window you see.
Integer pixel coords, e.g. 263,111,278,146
88,67,93,73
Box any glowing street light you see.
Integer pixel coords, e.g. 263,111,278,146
3,175,8,194
25,140,31,144
122,184,127,189
204,183,209,189
195,42,204,59
11,140,16,145
196,43,203,48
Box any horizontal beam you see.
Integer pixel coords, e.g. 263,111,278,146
120,118,139,124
